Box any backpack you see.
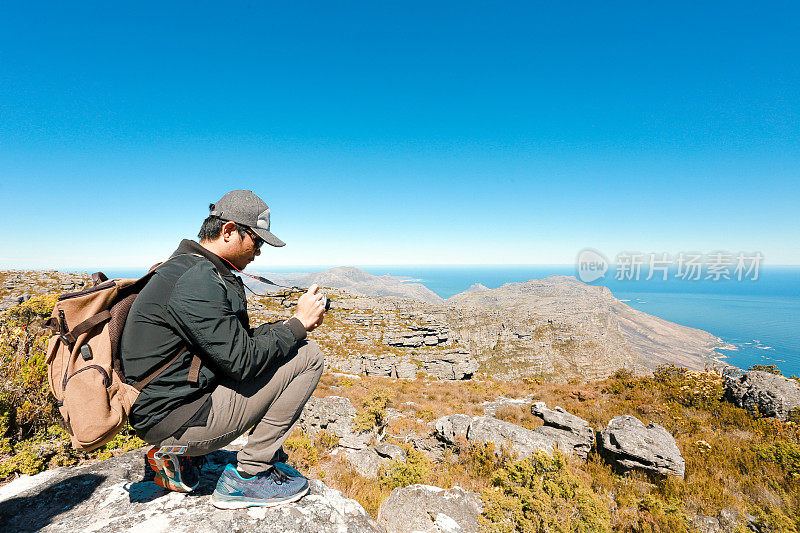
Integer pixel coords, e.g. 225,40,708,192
42,268,187,451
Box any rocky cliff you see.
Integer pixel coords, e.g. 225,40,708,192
245,272,724,380
247,266,444,304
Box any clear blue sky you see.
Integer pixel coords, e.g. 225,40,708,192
1,2,798,268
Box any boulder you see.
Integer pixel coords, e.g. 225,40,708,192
530,402,595,460
345,447,390,478
723,370,800,421
0,448,383,532
298,396,357,437
599,415,685,478
339,432,373,450
688,515,722,533
374,443,406,462
408,435,447,462
434,414,472,446
468,416,556,460
378,485,482,533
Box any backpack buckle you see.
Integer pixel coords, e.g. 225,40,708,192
154,445,188,458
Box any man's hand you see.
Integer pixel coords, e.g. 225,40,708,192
291,284,325,332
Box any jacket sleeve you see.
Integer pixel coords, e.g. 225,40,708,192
166,262,306,381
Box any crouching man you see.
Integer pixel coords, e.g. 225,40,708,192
120,189,325,509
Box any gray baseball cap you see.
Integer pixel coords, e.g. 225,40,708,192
209,190,286,247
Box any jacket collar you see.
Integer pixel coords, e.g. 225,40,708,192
172,239,236,280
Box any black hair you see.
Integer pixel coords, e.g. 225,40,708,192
198,206,248,241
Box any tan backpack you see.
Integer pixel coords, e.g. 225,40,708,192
43,269,187,451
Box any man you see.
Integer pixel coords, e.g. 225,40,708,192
120,189,326,509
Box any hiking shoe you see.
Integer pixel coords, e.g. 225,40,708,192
211,463,309,509
273,462,307,480
146,446,203,493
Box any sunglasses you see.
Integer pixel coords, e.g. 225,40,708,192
242,226,265,249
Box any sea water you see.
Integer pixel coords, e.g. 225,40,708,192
98,264,800,375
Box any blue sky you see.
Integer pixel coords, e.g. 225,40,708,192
1,2,798,268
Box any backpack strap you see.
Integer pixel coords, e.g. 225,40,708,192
61,310,112,346
134,346,187,391
187,354,202,384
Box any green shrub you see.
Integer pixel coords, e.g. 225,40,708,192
5,294,58,328
749,364,783,375
379,448,431,489
354,389,392,432
481,450,611,533
757,441,800,478
654,364,723,410
285,432,319,470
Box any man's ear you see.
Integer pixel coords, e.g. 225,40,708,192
221,221,239,242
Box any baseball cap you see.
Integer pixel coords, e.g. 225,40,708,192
209,190,286,247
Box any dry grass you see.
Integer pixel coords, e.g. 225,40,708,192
285,368,800,531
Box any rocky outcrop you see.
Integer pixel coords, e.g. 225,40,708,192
385,324,449,348
333,350,477,381
298,395,357,438
345,447,389,478
530,402,595,460
378,485,483,533
375,443,406,462
434,414,472,446
0,448,382,532
0,271,91,313
433,403,594,461
599,415,685,478
723,370,800,421
468,416,555,459
447,275,724,379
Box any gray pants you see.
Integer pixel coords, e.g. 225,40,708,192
161,340,324,475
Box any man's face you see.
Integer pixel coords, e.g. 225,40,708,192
218,222,262,270
231,227,262,270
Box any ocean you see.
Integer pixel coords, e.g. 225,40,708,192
98,264,800,376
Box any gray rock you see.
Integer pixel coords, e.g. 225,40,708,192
434,414,472,446
374,443,406,461
0,448,383,532
345,447,390,478
365,357,395,377
408,435,447,462
718,508,742,532
482,396,534,416
378,484,483,533
689,515,723,533
339,432,373,450
395,361,418,379
298,395,357,437
531,402,595,460
468,416,556,460
599,415,685,478
419,350,478,380
723,370,800,421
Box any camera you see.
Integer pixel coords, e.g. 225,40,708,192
320,294,332,311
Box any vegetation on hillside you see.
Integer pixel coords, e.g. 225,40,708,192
2,292,800,531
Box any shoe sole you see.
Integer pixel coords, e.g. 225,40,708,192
210,485,310,509
146,448,199,493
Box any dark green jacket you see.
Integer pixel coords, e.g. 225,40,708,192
120,239,306,442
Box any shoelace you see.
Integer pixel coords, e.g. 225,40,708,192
267,467,290,485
